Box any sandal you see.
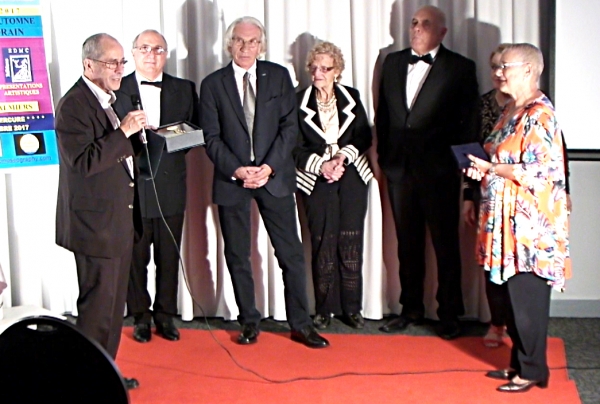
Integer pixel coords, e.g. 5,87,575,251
483,325,505,348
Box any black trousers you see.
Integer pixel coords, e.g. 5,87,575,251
127,214,184,324
300,166,368,316
387,172,464,321
74,249,131,359
218,188,311,331
486,271,508,327
505,273,552,382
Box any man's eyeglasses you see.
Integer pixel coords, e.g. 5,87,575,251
309,66,335,74
134,45,167,55
89,58,128,70
492,61,528,71
232,37,260,49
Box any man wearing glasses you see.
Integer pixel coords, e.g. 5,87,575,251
113,29,198,345
55,33,146,390
200,16,329,348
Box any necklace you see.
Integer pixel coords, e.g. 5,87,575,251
317,94,337,114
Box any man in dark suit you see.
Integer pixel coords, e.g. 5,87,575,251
375,6,479,339
199,16,329,348
113,29,198,343
55,33,146,389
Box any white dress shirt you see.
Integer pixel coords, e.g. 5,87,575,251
232,61,257,105
136,71,163,128
406,45,440,109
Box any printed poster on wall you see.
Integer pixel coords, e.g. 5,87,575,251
0,0,59,170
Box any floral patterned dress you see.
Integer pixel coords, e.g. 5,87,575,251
477,94,571,291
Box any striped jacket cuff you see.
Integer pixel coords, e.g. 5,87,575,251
338,145,359,164
306,153,325,175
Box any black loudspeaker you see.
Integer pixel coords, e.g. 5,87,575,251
0,316,129,404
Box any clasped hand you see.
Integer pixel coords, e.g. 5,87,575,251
321,155,346,183
234,164,273,189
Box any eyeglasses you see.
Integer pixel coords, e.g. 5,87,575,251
134,45,167,55
309,66,335,74
492,61,529,70
89,58,128,70
232,37,261,49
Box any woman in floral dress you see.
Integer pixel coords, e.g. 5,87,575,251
466,43,571,393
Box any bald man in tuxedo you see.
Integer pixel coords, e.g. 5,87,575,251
376,6,479,340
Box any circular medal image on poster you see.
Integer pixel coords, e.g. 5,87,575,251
19,134,40,155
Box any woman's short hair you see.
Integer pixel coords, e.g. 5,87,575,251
503,43,544,79
305,41,345,81
490,43,511,61
223,16,267,57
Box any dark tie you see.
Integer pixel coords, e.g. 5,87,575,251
243,72,256,161
409,54,433,65
140,80,162,88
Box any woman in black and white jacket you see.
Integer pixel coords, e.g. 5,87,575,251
293,41,373,330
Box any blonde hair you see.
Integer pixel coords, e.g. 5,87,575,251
490,43,511,62
305,41,345,80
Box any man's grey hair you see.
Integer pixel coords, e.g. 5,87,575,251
132,29,168,50
223,16,267,57
81,33,115,61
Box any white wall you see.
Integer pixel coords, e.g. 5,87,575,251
550,160,600,316
555,0,600,150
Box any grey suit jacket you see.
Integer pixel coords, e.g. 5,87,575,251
199,60,298,206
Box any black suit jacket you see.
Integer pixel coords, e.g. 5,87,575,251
376,45,479,182
113,72,198,218
293,84,373,194
200,60,298,206
55,78,142,258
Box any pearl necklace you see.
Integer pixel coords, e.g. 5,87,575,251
317,94,337,114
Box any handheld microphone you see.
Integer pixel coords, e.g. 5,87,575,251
130,94,147,144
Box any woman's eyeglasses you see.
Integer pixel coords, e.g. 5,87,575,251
309,66,335,74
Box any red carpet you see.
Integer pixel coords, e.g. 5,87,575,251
117,328,580,404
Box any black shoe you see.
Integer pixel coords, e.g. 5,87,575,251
497,379,548,392
133,323,151,343
124,377,139,390
237,324,259,345
291,325,329,348
313,314,331,330
379,315,420,333
343,312,365,329
437,320,461,340
155,321,180,341
486,369,517,380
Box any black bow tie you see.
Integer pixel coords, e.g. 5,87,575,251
409,54,433,65
141,80,162,88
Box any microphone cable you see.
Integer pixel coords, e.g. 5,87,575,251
135,114,597,384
